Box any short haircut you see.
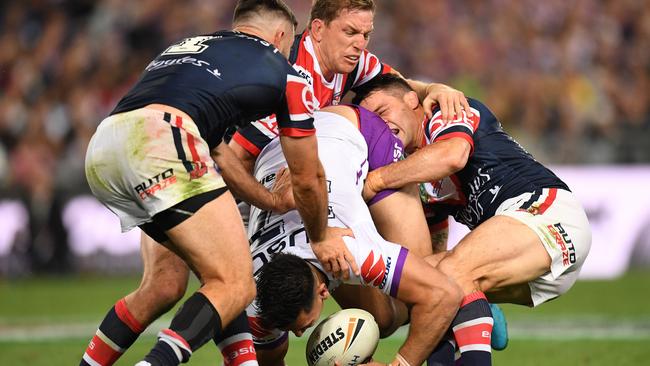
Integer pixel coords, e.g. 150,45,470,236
310,0,375,24
233,0,298,29
256,253,316,330
352,73,414,105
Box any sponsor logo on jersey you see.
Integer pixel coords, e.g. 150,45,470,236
307,327,345,364
134,168,176,200
361,251,386,287
546,223,576,266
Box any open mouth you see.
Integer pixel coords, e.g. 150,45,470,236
345,55,359,63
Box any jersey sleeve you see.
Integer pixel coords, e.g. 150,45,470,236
231,116,278,157
366,124,404,206
349,49,393,90
425,106,480,153
276,73,315,137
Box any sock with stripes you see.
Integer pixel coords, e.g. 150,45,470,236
452,292,493,366
80,298,145,366
142,292,222,365
215,311,258,365
427,332,456,366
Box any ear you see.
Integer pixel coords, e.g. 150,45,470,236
310,19,325,42
273,28,285,47
404,90,419,110
317,282,330,300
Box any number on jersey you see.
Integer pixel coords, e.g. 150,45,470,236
162,36,215,55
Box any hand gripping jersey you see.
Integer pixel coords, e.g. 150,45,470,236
420,98,570,229
246,107,407,347
111,31,315,149
232,31,392,155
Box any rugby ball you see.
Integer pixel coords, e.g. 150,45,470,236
306,308,380,366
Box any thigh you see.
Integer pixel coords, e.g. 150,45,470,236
369,184,433,257
438,215,551,294
165,191,251,279
164,190,253,322
332,284,408,338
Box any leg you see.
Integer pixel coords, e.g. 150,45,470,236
436,215,551,295
80,233,189,366
434,215,551,365
141,191,256,365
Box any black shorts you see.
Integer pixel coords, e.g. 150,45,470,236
139,187,228,243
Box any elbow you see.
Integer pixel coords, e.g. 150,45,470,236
444,140,471,174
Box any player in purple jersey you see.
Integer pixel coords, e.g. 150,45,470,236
353,74,592,366
237,105,462,366
80,2,354,366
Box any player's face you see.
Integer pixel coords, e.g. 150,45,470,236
360,91,420,151
318,9,373,75
285,282,328,337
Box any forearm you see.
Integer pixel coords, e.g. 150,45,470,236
280,135,329,243
291,163,328,242
405,78,433,103
367,138,470,192
212,144,276,211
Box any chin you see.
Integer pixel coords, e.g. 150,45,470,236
337,62,357,74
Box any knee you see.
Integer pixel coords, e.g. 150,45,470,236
433,273,464,312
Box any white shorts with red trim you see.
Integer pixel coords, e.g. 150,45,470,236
495,188,592,306
85,108,226,231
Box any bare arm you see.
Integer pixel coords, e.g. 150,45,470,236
212,143,285,213
364,137,471,201
390,68,470,122
279,134,328,242
228,138,257,173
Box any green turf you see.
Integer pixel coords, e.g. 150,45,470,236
1,270,649,365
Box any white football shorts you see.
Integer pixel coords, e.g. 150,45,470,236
85,108,226,231
496,188,592,306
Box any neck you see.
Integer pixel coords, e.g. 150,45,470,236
233,24,268,41
411,107,427,151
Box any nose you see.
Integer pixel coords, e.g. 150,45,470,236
294,330,304,337
353,34,366,51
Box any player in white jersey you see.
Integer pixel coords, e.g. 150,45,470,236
245,106,462,366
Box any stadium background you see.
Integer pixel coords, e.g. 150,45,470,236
1,0,649,365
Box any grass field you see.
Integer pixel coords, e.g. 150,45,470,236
1,270,649,365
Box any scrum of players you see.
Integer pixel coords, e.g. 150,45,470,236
80,1,591,366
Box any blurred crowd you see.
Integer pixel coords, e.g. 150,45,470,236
0,0,648,272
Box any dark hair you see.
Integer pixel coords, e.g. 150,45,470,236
234,0,298,29
310,0,375,24
256,253,316,330
351,73,414,105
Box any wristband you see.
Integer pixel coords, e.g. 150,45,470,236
390,353,412,366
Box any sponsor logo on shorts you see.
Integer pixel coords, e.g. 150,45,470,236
546,223,576,266
134,168,177,200
189,163,207,180
361,251,386,287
